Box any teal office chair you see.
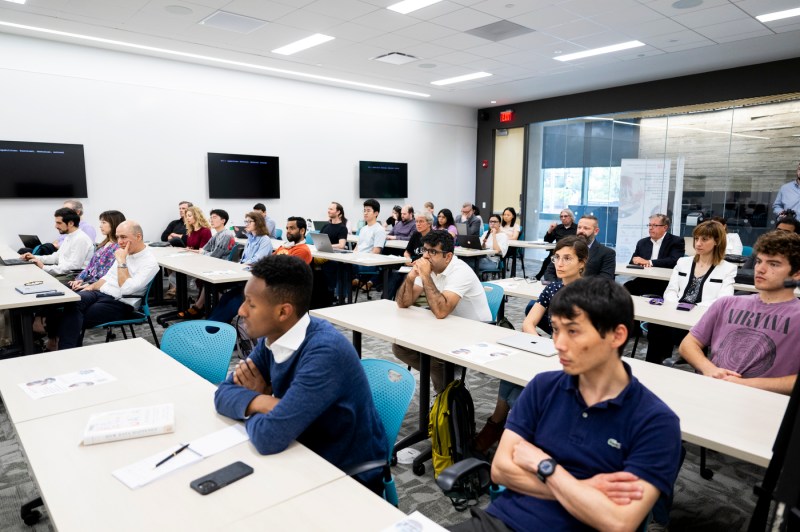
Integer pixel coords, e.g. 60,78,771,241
274,228,283,239
478,256,505,281
160,320,236,384
227,243,244,262
81,275,160,347
345,359,415,506
482,282,504,324
742,245,753,257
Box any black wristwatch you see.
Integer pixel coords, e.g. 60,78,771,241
536,458,557,483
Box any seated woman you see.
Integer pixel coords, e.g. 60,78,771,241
39,210,126,351
500,207,520,240
434,208,458,240
474,236,588,453
645,220,737,364
206,212,273,324
184,206,212,250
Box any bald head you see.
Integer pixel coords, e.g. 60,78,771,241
116,220,146,253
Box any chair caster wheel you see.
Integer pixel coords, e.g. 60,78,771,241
412,463,425,476
22,510,41,525
700,469,714,480
390,456,398,467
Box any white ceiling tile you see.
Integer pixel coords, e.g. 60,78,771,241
671,3,752,29
363,32,423,50
404,0,463,21
50,0,149,23
589,3,663,30
498,30,562,50
274,9,345,31
625,17,688,38
541,19,609,40
327,21,387,41
435,50,481,64
570,31,640,48
771,22,800,32
465,41,516,57
642,28,709,48
658,37,716,52
696,17,772,40
231,21,307,48
736,0,800,17
175,0,232,7
402,41,456,57
645,0,731,17
561,0,641,18
305,0,378,19
470,0,547,18
272,0,316,7
614,46,665,60
393,20,457,41
122,0,216,34
430,7,501,31
431,31,490,49
509,5,582,30
351,8,420,31
223,0,297,20
712,27,774,43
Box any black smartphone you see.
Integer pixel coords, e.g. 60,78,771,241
190,461,253,495
626,264,645,269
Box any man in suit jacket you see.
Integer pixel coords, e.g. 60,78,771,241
624,214,685,296
542,214,616,282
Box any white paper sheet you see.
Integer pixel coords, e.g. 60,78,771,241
19,367,117,399
448,343,514,365
382,511,448,531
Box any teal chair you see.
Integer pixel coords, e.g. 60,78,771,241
482,282,504,324
160,320,236,384
742,245,753,257
274,228,283,239
82,275,160,347
345,359,415,506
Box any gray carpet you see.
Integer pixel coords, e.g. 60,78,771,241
0,263,768,530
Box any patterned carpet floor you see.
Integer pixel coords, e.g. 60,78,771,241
0,261,771,531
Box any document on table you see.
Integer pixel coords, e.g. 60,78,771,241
201,269,239,276
382,511,448,531
448,343,514,365
19,367,117,399
112,424,249,489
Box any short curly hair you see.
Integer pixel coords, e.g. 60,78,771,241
754,231,800,275
249,255,313,316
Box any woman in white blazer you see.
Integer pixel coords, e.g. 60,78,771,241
646,221,737,364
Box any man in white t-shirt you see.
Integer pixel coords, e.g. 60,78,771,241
21,207,93,277
392,230,492,392
352,198,386,290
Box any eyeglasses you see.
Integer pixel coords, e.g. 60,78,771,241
416,247,446,257
489,220,499,224
244,220,254,224
24,281,43,286
560,215,571,218
550,255,575,264
647,224,665,228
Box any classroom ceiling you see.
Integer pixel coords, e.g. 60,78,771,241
0,0,798,108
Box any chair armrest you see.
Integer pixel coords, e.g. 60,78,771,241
435,457,491,492
343,459,388,479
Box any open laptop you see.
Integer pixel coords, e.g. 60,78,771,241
0,256,32,266
455,222,468,235
19,234,43,249
310,232,351,253
231,226,248,239
456,234,483,250
496,333,558,357
313,221,328,231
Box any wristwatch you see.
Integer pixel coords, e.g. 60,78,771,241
118,263,128,269
536,458,557,483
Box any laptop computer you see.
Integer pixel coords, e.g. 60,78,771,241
455,222,468,235
496,333,558,357
310,232,351,253
0,256,32,266
19,234,43,249
456,235,483,250
313,221,328,231
231,226,248,239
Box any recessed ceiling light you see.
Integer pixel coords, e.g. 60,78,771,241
165,5,193,15
431,72,492,86
490,100,497,104
756,7,800,23
387,0,442,15
0,20,429,98
554,40,645,61
272,34,334,56
671,0,702,9
3,0,26,4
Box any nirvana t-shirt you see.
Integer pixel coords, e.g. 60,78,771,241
690,294,800,378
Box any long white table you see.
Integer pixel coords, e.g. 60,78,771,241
311,299,787,467
1,243,81,355
0,338,402,531
614,262,759,293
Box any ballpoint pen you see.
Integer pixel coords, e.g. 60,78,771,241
154,443,190,468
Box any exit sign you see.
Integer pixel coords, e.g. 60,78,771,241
499,110,514,123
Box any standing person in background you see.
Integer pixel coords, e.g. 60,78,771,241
435,209,458,240
184,206,212,250
500,207,521,240
535,208,576,280
772,161,800,217
253,203,276,237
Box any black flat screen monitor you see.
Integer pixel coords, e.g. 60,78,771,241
208,152,280,199
0,140,87,198
359,161,407,199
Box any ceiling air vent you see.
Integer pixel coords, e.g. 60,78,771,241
372,52,419,65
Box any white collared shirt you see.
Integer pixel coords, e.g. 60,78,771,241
268,313,311,364
650,235,665,261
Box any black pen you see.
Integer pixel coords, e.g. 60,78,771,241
154,443,190,468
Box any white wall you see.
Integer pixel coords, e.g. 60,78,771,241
0,33,477,246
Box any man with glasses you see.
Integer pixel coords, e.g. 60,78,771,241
536,208,577,280
455,202,482,236
624,214,685,296
392,230,491,392
541,214,616,282
772,162,800,217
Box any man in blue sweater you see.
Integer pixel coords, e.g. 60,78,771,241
214,255,388,490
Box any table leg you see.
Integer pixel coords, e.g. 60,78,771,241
510,252,517,278
175,272,188,311
381,268,390,300
394,354,430,455
20,308,34,355
353,331,362,357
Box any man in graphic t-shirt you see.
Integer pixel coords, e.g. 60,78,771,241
680,230,800,395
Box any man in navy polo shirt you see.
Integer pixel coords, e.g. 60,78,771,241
450,277,682,531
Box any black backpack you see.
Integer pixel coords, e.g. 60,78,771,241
429,380,476,478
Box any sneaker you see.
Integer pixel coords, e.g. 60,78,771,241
351,278,360,287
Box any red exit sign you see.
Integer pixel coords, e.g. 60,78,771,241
499,109,514,123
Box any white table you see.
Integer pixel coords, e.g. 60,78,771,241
506,240,555,277
311,299,787,468
1,243,81,355
311,247,409,302
615,262,758,293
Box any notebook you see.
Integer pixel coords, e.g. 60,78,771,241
496,333,558,357
456,235,483,250
310,232,351,253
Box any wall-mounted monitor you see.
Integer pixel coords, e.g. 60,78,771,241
208,152,280,199
359,161,408,199
0,140,87,198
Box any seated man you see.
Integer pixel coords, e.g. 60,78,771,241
21,207,94,278
56,221,160,350
451,277,682,531
274,217,312,264
387,205,416,240
455,202,481,236
253,202,276,237
680,230,800,395
352,198,386,290
392,230,491,393
542,214,616,282
624,214,685,296
214,255,388,491
161,200,192,243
